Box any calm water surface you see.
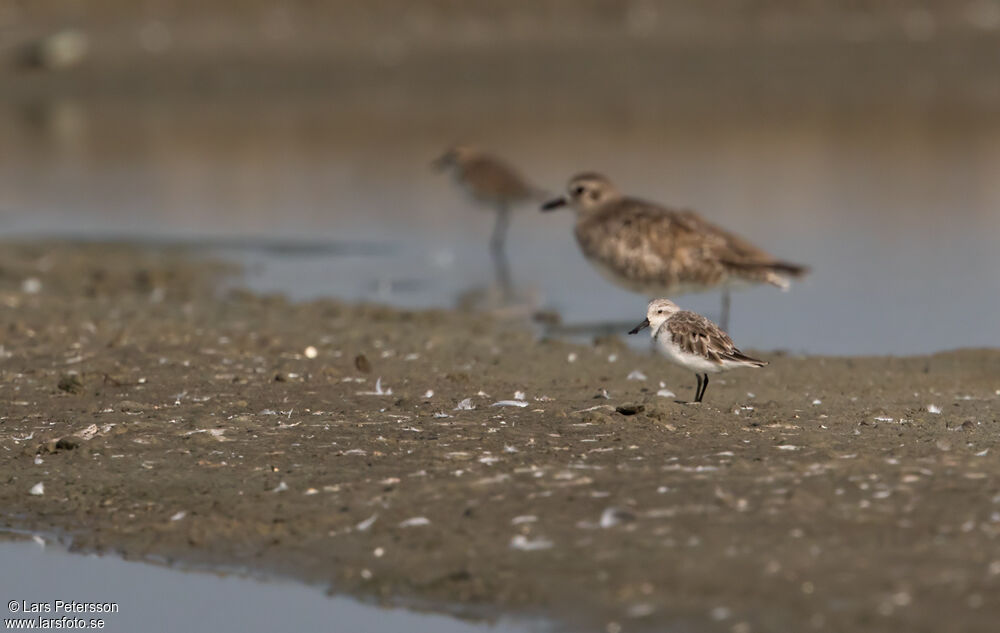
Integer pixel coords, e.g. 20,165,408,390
0,539,539,633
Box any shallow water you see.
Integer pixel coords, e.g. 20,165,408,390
2,88,999,355
0,539,538,633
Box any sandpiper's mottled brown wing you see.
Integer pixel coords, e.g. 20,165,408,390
459,155,540,205
575,198,806,291
662,311,766,365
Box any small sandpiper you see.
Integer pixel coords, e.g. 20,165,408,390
628,298,766,403
542,172,808,330
433,145,545,255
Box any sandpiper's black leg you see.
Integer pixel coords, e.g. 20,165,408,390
720,289,731,332
694,374,708,402
694,374,703,403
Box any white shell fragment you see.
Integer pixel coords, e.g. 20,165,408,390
22,278,42,294
76,424,100,441
29,482,44,496
170,511,187,522
599,507,636,528
356,514,378,531
492,400,529,408
509,535,553,551
304,346,318,359
656,389,676,398
627,370,647,381
454,398,475,410
398,516,431,528
927,404,942,414
357,377,392,396
272,481,289,493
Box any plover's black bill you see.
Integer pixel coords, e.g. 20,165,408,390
628,318,650,335
541,197,567,211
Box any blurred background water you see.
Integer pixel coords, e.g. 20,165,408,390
2,1,1000,354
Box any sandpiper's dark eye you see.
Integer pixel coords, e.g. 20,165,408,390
657,310,663,314
572,186,585,196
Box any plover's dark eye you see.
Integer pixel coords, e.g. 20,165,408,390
572,186,585,196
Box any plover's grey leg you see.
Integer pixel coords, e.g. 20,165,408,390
489,204,513,298
490,204,510,255
491,241,513,298
720,289,731,332
694,374,703,403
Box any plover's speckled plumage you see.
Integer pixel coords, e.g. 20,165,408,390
542,172,808,329
434,145,545,253
629,298,766,403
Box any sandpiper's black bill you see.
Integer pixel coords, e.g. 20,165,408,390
541,197,567,211
628,318,650,335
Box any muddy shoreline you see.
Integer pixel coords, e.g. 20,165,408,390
1,242,999,632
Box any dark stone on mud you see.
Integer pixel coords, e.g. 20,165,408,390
354,354,372,373
615,403,645,416
57,374,84,394
117,400,145,412
35,437,80,454
51,437,80,452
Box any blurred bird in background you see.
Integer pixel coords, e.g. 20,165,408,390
434,145,547,295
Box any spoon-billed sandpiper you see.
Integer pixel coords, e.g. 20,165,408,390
629,298,766,403
542,172,807,330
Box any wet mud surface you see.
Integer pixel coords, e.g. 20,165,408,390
1,242,999,632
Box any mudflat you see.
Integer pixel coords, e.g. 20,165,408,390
1,242,998,632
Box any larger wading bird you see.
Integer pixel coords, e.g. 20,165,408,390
542,172,808,330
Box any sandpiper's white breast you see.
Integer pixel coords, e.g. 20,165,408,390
653,327,725,374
